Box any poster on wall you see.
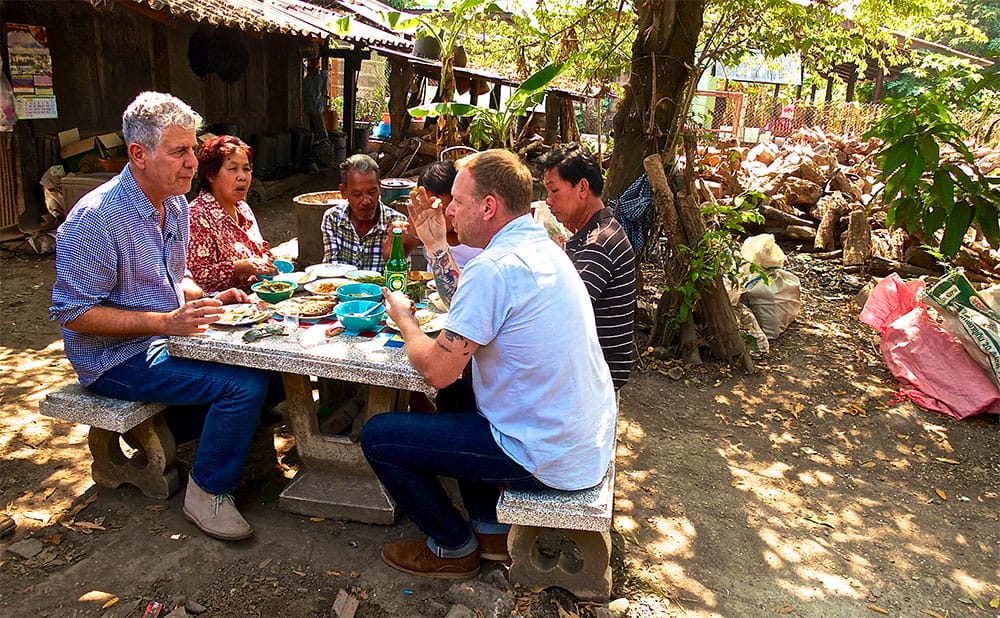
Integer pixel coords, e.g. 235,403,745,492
6,22,58,119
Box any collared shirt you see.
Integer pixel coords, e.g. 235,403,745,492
565,207,637,389
187,190,272,292
50,166,189,386
320,201,406,271
444,214,617,490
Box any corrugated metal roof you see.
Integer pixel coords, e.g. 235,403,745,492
93,0,411,49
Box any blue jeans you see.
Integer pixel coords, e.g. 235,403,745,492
89,340,271,495
360,410,547,557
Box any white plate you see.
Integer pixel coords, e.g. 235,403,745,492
215,303,272,326
303,278,354,296
385,309,448,334
345,269,383,283
305,262,357,278
272,297,338,321
274,271,316,285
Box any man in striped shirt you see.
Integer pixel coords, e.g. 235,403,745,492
50,92,271,541
539,143,637,390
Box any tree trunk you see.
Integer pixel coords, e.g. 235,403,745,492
387,58,413,145
604,0,706,203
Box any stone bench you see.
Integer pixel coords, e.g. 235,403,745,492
39,383,178,499
496,459,615,601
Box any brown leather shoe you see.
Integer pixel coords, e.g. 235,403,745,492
476,533,510,563
381,539,480,579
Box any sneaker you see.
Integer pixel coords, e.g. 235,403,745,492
381,539,480,579
182,476,253,541
476,533,510,563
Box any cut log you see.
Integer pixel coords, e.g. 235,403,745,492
766,225,817,240
842,210,872,266
760,204,814,227
814,193,851,251
783,177,823,206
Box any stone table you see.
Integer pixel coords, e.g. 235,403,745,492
167,321,433,524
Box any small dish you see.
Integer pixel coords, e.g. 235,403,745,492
274,271,316,285
273,259,295,274
306,262,357,278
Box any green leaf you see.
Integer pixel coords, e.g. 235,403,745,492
933,167,955,213
915,135,940,167
973,198,1000,247
940,201,974,257
408,102,478,119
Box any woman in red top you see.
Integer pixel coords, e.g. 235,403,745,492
187,135,276,292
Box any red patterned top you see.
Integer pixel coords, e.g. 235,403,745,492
187,190,272,292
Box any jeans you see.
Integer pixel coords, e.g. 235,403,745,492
360,410,547,557
89,340,270,495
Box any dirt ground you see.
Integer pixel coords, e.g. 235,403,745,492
1,171,998,618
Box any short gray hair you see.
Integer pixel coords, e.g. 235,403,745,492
340,153,380,177
122,91,202,151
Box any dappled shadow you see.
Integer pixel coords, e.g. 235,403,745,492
612,288,1000,616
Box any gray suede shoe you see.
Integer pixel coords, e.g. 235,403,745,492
182,476,253,541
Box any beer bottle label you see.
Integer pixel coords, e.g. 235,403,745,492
386,271,407,293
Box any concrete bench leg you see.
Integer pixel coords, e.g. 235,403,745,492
88,414,179,500
507,524,612,601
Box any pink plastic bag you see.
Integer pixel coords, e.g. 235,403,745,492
860,274,1000,419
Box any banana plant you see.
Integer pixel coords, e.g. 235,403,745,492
408,61,568,150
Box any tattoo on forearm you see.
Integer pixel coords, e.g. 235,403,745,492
437,329,472,356
428,249,460,303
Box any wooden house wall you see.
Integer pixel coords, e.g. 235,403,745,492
1,0,305,217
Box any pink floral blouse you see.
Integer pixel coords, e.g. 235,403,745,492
187,190,272,292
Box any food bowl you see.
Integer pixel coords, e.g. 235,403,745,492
335,300,385,332
273,259,295,274
336,282,383,303
251,280,298,303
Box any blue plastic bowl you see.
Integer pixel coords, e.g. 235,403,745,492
336,282,382,303
335,300,385,332
273,259,295,274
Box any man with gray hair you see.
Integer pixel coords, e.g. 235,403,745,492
320,153,419,270
51,91,271,541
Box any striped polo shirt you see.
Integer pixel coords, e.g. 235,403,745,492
565,207,637,390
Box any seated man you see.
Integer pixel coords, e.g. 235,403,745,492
538,143,637,390
362,149,616,578
50,91,272,542
320,154,419,270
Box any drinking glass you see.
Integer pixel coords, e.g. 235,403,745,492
284,304,301,340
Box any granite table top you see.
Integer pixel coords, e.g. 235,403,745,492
166,321,434,395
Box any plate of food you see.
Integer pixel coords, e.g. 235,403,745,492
272,296,338,321
385,309,448,334
345,269,384,284
408,270,435,283
215,303,272,327
305,262,357,279
304,277,354,297
274,271,316,285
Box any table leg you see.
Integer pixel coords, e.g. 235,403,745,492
277,373,398,524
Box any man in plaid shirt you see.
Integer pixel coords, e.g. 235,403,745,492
320,154,419,270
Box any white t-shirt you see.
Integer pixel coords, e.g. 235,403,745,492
445,214,616,490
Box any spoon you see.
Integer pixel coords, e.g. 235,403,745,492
351,303,384,318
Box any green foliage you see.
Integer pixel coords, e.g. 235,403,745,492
864,92,1000,257
665,192,766,329
408,61,568,149
355,96,386,122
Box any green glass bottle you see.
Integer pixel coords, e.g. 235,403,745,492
385,227,408,293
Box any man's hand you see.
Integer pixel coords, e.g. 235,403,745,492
382,287,416,329
381,219,420,260
163,297,227,335
407,187,448,251
215,287,249,305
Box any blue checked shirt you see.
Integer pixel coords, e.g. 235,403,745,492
50,166,190,386
319,201,407,270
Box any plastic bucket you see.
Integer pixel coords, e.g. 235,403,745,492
293,190,344,266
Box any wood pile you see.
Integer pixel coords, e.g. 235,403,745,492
691,127,1000,284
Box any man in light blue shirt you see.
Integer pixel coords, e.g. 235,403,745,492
362,149,616,578
50,92,271,542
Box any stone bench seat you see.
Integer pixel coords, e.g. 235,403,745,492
39,383,178,499
496,460,614,601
